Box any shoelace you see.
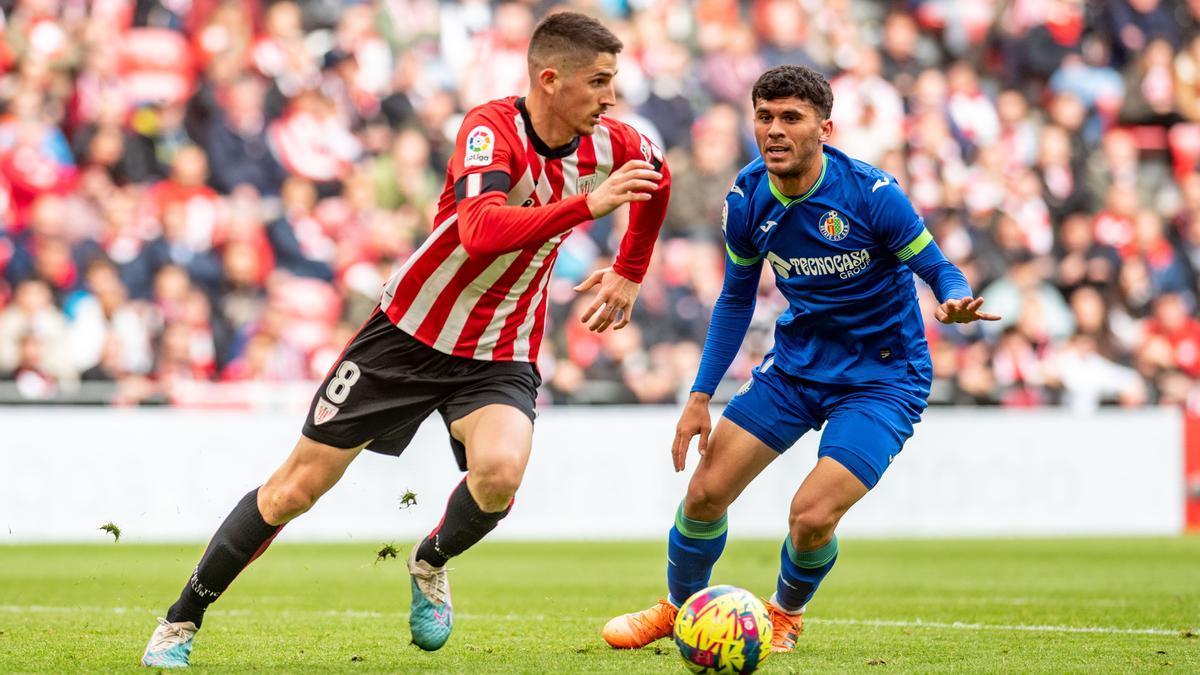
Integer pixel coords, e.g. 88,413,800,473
769,611,801,646
632,602,674,635
149,619,192,651
413,566,450,605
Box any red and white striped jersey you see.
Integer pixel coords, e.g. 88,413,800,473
380,96,670,363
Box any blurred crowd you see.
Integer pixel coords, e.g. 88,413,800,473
2,0,1200,411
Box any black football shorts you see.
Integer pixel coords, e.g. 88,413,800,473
301,309,540,470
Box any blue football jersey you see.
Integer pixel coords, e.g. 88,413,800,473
722,145,935,384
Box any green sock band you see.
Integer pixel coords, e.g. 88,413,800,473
674,503,728,540
785,533,838,568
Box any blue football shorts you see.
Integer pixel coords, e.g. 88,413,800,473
721,354,930,489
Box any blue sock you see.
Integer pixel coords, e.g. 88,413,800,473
666,503,727,607
774,534,838,612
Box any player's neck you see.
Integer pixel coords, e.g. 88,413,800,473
769,150,825,199
523,92,576,148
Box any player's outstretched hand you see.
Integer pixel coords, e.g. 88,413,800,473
935,296,1001,324
672,393,712,472
586,160,662,219
574,266,640,332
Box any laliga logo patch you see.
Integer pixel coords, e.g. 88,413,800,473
819,210,848,241
464,126,494,167
639,136,653,163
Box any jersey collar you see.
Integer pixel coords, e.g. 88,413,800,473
515,97,582,159
768,152,828,208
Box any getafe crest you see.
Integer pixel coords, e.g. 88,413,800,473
819,210,848,241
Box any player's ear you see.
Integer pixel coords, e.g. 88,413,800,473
819,118,833,143
536,67,560,95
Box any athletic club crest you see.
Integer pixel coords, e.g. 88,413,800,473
313,397,340,426
576,172,601,194
819,210,848,241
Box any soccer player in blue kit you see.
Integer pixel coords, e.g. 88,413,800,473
602,65,1000,653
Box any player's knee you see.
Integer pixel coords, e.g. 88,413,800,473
683,482,732,522
259,481,319,524
788,507,838,549
469,458,523,511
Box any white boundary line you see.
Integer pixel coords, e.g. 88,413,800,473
1,605,1195,637
805,617,1193,637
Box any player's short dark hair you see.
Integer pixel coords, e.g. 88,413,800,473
528,11,623,74
751,65,834,120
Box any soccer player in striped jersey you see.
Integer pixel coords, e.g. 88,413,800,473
142,12,670,667
601,65,999,656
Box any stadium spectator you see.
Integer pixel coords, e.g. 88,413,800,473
67,257,152,376
204,75,284,195
0,279,76,393
1106,0,1182,68
829,44,904,165
661,104,742,240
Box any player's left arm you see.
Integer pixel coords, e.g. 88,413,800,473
872,178,1000,324
576,128,672,332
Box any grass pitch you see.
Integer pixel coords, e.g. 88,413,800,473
1,538,1197,673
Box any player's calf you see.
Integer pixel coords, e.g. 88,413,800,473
408,478,513,650
162,489,283,630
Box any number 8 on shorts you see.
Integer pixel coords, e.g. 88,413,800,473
325,361,360,405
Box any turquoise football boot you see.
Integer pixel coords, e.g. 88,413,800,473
141,617,197,667
408,547,453,651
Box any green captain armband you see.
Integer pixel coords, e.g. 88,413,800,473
895,228,933,262
725,243,761,266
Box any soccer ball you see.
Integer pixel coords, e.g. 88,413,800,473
673,585,772,674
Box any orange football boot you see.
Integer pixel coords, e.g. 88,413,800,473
602,599,678,649
767,604,804,653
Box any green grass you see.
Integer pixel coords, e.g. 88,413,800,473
1,539,1198,672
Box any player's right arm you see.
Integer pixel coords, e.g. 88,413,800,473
673,187,761,472
452,108,661,258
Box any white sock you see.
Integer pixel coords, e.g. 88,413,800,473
769,592,805,616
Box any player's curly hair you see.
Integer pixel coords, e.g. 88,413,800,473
528,11,623,74
752,65,834,120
